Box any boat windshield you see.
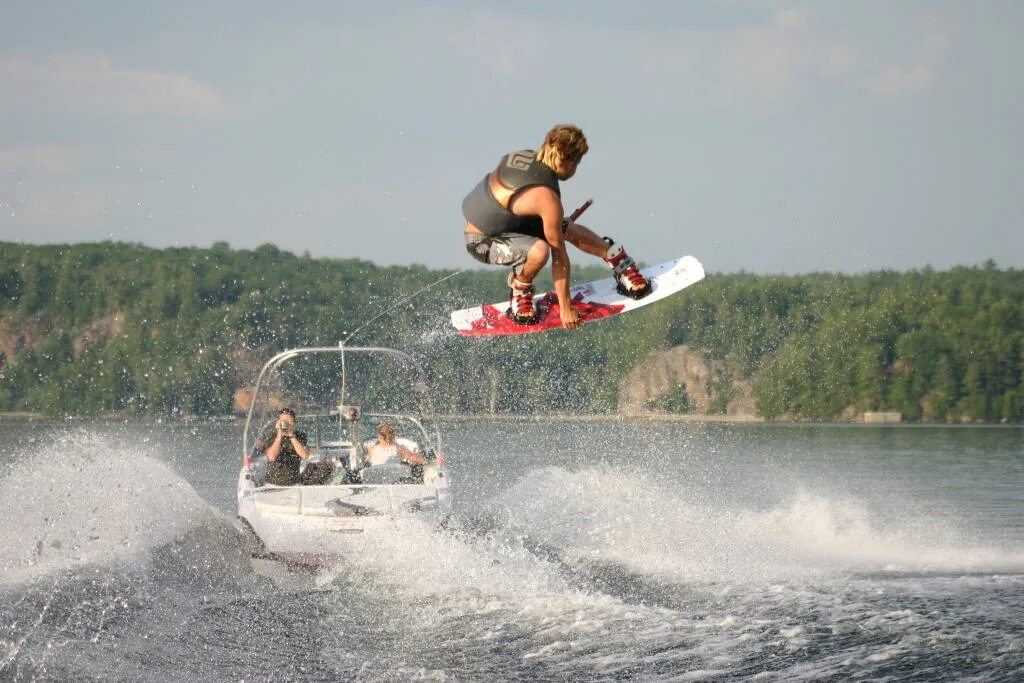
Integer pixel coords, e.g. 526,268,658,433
277,412,430,451
242,347,435,460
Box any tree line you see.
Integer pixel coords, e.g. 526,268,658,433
1,241,1021,422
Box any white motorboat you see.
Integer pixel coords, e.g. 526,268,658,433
237,345,451,564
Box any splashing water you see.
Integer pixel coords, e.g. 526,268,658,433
0,421,1021,681
483,465,1024,583
0,430,222,585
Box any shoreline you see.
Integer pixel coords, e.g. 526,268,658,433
4,411,1019,426
0,411,761,423
429,413,765,423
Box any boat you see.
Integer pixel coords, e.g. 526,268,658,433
237,345,451,564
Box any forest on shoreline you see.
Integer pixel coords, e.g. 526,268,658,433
1,241,1021,422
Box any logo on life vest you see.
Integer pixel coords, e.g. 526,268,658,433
507,151,533,172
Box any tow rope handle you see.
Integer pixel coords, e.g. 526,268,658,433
567,198,593,223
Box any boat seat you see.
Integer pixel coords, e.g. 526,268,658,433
396,437,419,452
360,462,413,485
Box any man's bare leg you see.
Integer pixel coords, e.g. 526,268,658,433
517,238,550,284
507,238,549,323
564,222,608,257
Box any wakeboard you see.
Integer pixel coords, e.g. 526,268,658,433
451,255,705,336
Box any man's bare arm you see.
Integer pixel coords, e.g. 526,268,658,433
265,432,283,461
292,436,311,460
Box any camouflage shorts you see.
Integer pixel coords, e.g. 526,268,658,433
464,232,539,268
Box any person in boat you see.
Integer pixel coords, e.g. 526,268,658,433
462,123,651,329
366,423,427,467
256,408,333,486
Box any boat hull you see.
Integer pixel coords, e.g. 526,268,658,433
237,468,450,564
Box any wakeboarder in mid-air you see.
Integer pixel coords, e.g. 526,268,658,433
460,123,651,330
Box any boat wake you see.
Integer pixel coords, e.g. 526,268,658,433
0,431,242,587
2,431,1022,681
0,430,277,681
479,464,1024,584
298,460,1024,680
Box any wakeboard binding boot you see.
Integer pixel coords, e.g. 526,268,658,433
506,271,540,325
603,238,651,299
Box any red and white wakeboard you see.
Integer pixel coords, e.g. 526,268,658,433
451,255,705,336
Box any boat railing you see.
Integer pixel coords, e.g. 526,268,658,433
242,345,434,466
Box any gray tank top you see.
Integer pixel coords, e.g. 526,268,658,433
462,150,561,237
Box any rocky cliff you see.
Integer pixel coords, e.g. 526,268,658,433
617,345,757,418
72,312,125,356
0,318,47,368
0,311,125,368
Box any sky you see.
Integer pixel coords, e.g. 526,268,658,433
1,1,1021,274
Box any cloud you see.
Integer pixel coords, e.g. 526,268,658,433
0,183,109,237
773,8,811,33
817,42,859,79
448,12,559,78
0,52,225,119
919,9,952,63
439,6,860,114
725,9,858,92
0,145,79,175
859,11,949,97
862,65,932,95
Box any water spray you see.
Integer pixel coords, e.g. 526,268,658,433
341,268,469,348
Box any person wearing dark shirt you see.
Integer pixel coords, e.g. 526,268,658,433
256,408,331,486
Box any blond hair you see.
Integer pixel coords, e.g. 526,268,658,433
537,124,588,170
377,424,396,443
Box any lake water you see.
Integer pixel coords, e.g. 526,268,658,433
1,419,1022,681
